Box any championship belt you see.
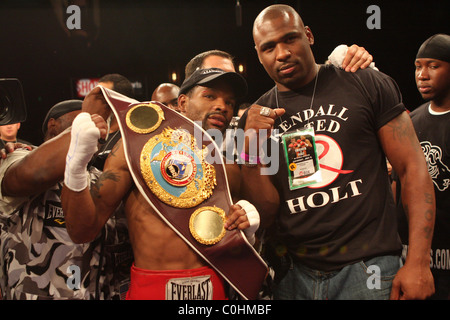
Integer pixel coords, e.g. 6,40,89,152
99,86,268,300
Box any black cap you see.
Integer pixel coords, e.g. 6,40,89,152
179,68,248,99
416,34,450,63
42,99,82,134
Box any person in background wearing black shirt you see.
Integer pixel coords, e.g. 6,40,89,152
396,33,450,300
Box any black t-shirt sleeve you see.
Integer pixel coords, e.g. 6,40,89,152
237,108,249,130
354,69,406,130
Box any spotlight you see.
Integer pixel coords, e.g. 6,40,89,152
235,0,242,27
171,72,178,83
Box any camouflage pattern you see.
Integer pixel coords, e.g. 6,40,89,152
95,200,133,300
0,185,101,299
0,150,133,299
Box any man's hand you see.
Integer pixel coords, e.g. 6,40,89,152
243,105,285,154
224,200,260,245
0,142,32,159
328,44,376,73
343,44,374,72
390,262,435,300
90,114,109,140
82,86,111,120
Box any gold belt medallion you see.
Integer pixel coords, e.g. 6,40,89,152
140,127,216,208
189,206,226,245
126,102,165,134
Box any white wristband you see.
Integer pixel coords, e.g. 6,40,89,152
235,200,260,245
64,113,100,192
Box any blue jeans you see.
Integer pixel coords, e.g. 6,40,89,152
273,255,401,300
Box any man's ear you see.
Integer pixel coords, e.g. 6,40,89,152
255,45,263,65
305,26,314,45
178,94,188,114
46,118,56,134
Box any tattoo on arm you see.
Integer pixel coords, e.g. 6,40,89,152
108,141,120,158
423,225,433,240
424,208,433,221
90,170,120,199
423,207,434,239
386,115,416,145
404,194,434,240
423,191,434,238
424,192,433,204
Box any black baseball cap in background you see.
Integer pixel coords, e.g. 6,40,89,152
179,68,248,100
42,99,82,134
0,78,27,125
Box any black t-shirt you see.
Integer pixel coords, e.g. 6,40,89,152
241,64,404,271
397,103,450,273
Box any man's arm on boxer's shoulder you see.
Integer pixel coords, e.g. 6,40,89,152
2,113,107,197
342,44,374,72
2,129,72,197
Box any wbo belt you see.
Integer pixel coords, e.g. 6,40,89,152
99,86,268,300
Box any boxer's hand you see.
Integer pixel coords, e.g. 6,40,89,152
243,105,285,153
82,86,111,121
90,114,109,141
224,200,260,245
64,113,105,191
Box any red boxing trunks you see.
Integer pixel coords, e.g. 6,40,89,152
126,264,228,300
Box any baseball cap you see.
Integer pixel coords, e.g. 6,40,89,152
42,99,82,134
179,68,248,99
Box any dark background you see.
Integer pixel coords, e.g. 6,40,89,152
0,0,448,145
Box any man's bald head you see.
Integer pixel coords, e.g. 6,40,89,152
253,4,305,41
252,4,316,91
151,83,180,112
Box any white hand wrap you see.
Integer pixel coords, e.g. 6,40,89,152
328,44,378,71
64,112,100,192
328,44,348,68
235,200,260,245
